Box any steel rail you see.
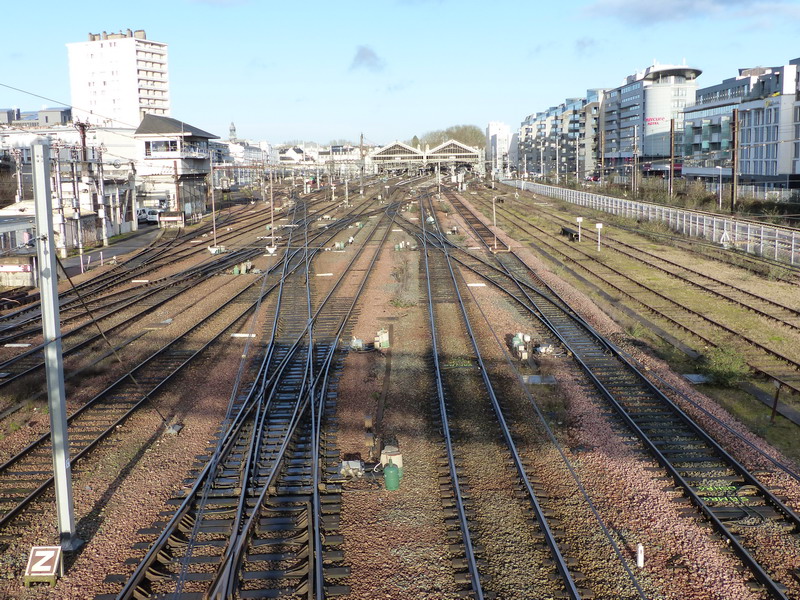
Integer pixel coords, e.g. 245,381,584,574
420,199,485,600
420,192,800,598
425,194,584,599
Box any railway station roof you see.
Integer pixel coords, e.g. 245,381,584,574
369,139,480,165
135,114,219,139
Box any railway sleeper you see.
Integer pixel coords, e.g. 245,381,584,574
448,543,485,555
241,564,310,580
451,556,488,569
453,570,489,585
252,530,309,546
707,505,783,522
442,507,477,519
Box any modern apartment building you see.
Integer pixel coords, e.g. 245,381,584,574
683,58,800,190
518,90,603,181
601,62,701,176
68,29,170,128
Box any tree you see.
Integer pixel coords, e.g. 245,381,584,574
411,135,420,149
417,125,485,150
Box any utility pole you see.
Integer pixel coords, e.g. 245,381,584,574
53,149,68,258
70,151,83,265
631,125,639,198
12,148,23,202
97,147,108,247
74,120,88,163
129,161,138,232
539,138,544,178
556,140,560,185
268,166,275,248
731,108,739,214
359,132,364,195
32,141,82,553
669,118,675,198
173,160,180,213
600,131,605,185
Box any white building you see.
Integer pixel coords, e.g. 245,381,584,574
486,122,515,176
67,29,170,128
684,58,800,192
602,62,701,175
519,91,604,182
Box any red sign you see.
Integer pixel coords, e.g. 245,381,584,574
24,546,63,587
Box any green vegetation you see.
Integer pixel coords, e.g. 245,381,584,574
390,298,416,308
705,385,800,465
407,125,485,150
699,346,750,387
626,321,648,340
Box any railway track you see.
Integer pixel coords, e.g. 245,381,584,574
415,190,800,599
419,194,589,599
461,189,800,396
0,189,388,529
107,201,398,599
0,191,341,339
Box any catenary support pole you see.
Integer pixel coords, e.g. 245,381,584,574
32,141,82,552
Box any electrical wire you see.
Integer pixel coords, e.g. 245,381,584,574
51,250,174,428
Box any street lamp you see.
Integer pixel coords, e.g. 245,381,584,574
576,217,583,242
715,166,723,210
596,223,603,251
492,195,505,251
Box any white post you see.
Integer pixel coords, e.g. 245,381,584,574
636,544,644,568
576,217,583,242
32,141,82,552
493,196,497,251
210,155,217,247
596,222,603,251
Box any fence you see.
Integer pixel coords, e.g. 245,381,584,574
510,181,800,267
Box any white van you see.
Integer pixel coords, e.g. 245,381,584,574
146,208,163,224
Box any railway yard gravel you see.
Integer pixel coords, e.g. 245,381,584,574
0,196,798,599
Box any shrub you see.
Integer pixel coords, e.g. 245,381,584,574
700,346,749,387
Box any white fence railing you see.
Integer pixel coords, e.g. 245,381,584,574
508,181,800,268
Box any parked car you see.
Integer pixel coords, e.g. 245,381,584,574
136,208,148,223
146,208,163,224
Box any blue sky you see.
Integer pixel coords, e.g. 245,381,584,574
2,0,799,146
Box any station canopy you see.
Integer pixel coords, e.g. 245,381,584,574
369,139,482,172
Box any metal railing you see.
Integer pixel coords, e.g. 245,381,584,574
508,180,800,267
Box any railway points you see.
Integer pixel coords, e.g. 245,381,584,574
0,176,797,599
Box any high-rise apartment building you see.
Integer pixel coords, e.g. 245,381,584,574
67,29,170,128
518,90,604,181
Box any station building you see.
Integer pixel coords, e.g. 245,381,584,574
368,140,484,176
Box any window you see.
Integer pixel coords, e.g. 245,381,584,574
144,140,178,155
